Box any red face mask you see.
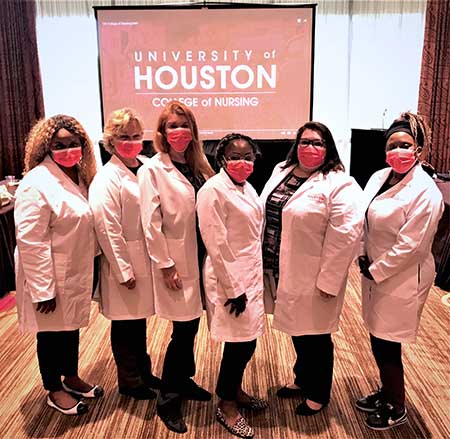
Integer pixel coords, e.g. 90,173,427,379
115,140,142,159
51,147,82,168
297,145,326,170
167,128,192,153
386,148,417,174
226,160,254,183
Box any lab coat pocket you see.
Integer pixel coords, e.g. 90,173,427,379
127,240,150,277
52,253,67,295
166,238,189,278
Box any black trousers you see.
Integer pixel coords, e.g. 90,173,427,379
160,318,200,394
370,334,405,411
292,333,334,406
36,329,79,392
216,340,257,401
111,318,153,390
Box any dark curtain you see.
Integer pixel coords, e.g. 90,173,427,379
0,0,44,180
418,0,450,173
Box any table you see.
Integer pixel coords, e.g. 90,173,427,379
0,182,16,297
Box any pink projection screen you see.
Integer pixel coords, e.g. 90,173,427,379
95,5,315,140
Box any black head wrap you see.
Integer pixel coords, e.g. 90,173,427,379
385,119,424,147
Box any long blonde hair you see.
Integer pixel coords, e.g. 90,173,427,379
154,101,214,178
24,115,96,187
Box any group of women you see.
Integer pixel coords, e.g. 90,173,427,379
14,101,443,438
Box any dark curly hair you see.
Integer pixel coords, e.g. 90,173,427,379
215,133,261,168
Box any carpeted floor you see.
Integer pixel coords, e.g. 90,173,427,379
0,264,449,439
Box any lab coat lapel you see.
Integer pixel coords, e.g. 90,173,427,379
159,152,194,189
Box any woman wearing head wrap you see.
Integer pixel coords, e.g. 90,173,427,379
15,115,103,415
356,112,444,430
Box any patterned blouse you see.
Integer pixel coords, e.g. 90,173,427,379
263,171,307,279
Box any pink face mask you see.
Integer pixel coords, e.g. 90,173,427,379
115,140,142,159
226,160,254,184
167,128,192,153
51,147,82,168
386,148,417,174
297,145,326,170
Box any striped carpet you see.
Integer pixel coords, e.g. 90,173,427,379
0,264,449,439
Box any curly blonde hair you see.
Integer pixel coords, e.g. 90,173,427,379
24,114,96,187
103,108,144,154
154,101,214,179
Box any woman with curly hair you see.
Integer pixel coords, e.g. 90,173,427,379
197,133,267,439
89,108,160,400
356,112,443,430
138,101,214,434
15,115,103,416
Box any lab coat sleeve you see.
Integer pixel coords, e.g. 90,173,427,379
197,186,245,299
14,186,56,302
369,190,443,284
137,165,174,269
89,176,134,283
316,178,364,296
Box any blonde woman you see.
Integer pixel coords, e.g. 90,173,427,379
15,115,103,415
89,108,160,400
138,101,214,434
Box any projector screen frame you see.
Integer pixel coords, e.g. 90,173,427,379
94,2,316,142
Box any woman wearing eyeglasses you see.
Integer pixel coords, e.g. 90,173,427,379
197,133,266,439
260,121,364,416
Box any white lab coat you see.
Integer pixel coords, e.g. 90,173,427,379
137,152,203,321
260,162,364,336
89,155,154,320
361,164,444,343
14,156,96,333
197,169,265,342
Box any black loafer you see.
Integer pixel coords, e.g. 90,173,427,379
295,400,326,416
142,374,162,390
119,385,157,400
157,396,187,434
181,379,211,401
276,385,303,399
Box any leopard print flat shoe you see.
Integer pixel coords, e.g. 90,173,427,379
238,396,269,411
216,407,255,438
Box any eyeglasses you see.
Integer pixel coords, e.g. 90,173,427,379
298,139,325,148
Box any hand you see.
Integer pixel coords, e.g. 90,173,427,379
319,290,334,300
358,255,374,280
36,298,56,313
120,277,136,289
224,293,247,317
161,265,182,290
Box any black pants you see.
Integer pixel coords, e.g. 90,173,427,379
36,329,79,392
216,340,257,401
292,333,334,406
111,318,153,390
160,318,200,394
370,334,405,411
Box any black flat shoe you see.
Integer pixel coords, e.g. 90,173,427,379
276,385,303,399
157,395,187,434
119,385,157,400
142,374,162,390
181,379,211,401
295,400,326,416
